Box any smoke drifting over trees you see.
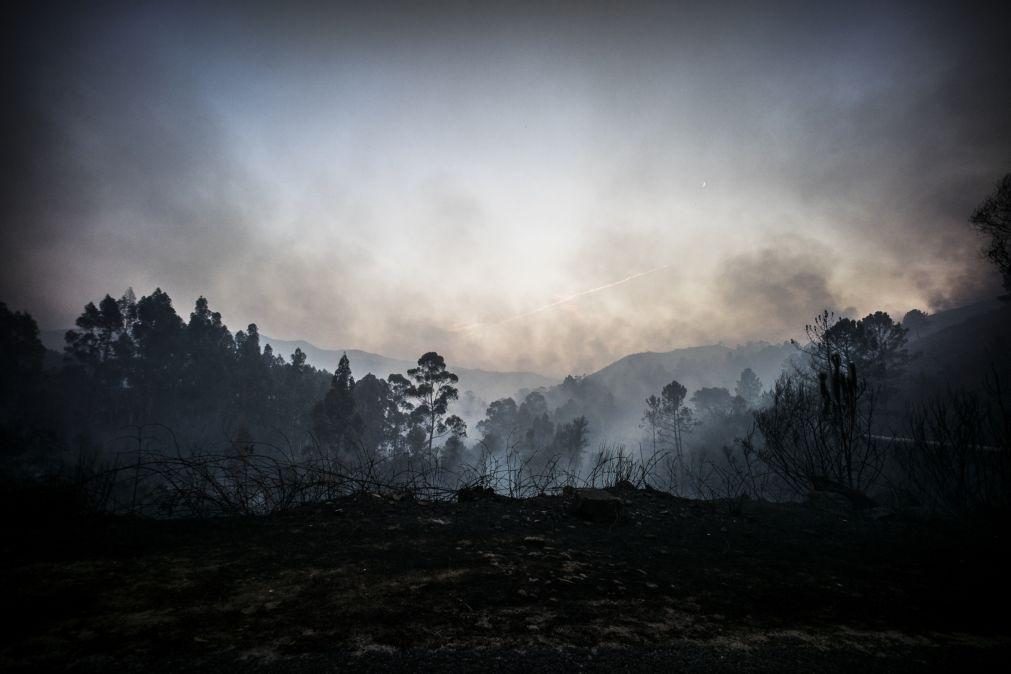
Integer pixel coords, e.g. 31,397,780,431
2,272,1007,517
2,3,1011,669
4,2,1011,376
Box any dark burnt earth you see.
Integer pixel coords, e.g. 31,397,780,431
3,486,1008,672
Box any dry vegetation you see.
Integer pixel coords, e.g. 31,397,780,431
3,480,1008,672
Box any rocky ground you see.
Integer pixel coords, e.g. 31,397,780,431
2,486,1008,672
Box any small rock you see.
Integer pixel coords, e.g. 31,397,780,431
570,488,623,523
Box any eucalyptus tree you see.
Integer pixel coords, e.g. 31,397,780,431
406,352,466,457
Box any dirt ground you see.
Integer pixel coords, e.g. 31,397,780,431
2,486,1008,672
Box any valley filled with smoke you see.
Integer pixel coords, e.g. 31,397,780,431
6,283,1009,515
2,1,1010,670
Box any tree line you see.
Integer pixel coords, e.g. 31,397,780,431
1,289,478,478
1,171,1008,512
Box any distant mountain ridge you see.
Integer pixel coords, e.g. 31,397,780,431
563,341,797,445
586,342,796,410
897,299,1010,403
37,295,1007,441
258,336,558,406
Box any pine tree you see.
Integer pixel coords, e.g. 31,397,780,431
312,354,361,455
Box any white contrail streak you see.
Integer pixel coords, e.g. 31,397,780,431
451,263,672,333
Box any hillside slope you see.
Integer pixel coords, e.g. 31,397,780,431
586,342,794,410
899,300,1011,407
541,341,796,445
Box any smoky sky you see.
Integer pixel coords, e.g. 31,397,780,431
3,0,1009,376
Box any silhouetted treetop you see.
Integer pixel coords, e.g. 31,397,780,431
970,173,1011,293
407,352,465,455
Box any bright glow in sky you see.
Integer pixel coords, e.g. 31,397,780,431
4,1,1009,375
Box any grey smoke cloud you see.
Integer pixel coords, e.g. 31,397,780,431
715,241,848,338
2,1,1009,376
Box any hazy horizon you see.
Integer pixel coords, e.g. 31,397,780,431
4,1,1010,376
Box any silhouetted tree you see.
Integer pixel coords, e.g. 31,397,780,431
477,397,520,456
46,288,334,457
274,346,327,437
65,295,125,366
517,391,549,426
735,368,763,408
187,297,233,355
970,173,1011,293
290,347,308,372
797,310,908,395
525,412,555,466
312,354,361,455
549,374,617,429
352,374,392,458
406,425,427,455
797,311,863,378
133,289,184,362
65,288,184,425
117,287,138,325
232,323,273,426
440,433,468,473
65,295,134,396
753,356,882,498
858,311,910,388
0,303,50,458
554,415,590,465
385,373,415,456
406,352,466,457
182,296,235,414
132,289,185,421
0,302,45,380
691,387,735,420
644,380,696,461
262,343,283,369
902,309,930,339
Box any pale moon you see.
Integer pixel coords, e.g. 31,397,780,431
701,180,708,188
